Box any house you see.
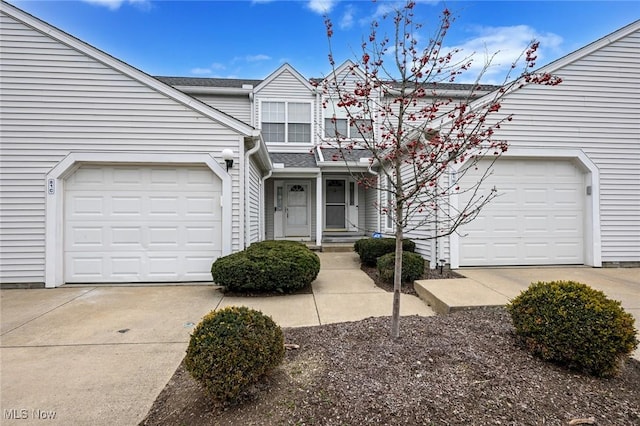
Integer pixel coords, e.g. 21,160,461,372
0,1,271,287
157,61,498,250
434,19,640,269
1,1,638,289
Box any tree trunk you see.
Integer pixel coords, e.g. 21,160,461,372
391,225,403,339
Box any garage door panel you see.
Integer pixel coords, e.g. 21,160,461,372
149,196,180,216
523,215,548,233
71,195,104,216
185,226,219,246
459,159,584,266
111,227,143,248
186,197,218,216
148,227,179,247
112,196,143,216
65,165,222,283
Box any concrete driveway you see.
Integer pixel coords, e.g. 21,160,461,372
0,252,432,425
2,259,638,425
415,266,640,360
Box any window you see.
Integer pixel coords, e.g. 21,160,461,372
261,101,311,143
324,117,373,139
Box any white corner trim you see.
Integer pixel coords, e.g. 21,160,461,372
449,148,601,269
44,152,233,288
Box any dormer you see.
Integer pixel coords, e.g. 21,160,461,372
254,63,317,149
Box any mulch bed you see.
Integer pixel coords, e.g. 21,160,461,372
140,309,640,425
361,263,464,296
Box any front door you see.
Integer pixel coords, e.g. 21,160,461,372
284,183,310,237
325,179,346,229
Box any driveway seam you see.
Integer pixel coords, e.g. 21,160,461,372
0,287,98,336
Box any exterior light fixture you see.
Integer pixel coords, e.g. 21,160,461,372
222,148,234,171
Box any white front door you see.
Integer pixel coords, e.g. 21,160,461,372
284,182,310,237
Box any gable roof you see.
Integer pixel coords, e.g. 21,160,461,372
156,76,262,89
0,1,258,137
254,63,316,93
535,19,640,76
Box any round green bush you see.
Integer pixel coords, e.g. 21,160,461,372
376,251,424,283
353,238,367,254
184,306,285,402
358,238,416,266
211,240,320,293
507,280,638,377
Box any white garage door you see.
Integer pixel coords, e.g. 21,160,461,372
458,159,584,266
64,165,222,283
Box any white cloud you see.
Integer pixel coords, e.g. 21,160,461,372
441,25,563,83
245,54,272,62
81,0,151,11
339,5,354,30
190,67,213,75
307,0,337,15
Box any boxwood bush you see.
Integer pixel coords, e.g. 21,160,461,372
376,251,425,283
210,240,320,293
507,280,638,377
357,237,416,266
185,306,285,402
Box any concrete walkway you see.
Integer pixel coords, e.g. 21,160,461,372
0,252,432,425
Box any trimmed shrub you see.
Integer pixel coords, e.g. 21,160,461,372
357,238,416,266
376,251,425,283
507,280,638,377
211,240,320,293
353,238,367,255
185,306,285,402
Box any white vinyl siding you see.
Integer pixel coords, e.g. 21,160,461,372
364,176,380,236
0,12,245,284
479,29,640,264
190,93,252,125
247,158,262,246
265,180,275,240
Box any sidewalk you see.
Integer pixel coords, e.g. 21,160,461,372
0,252,432,426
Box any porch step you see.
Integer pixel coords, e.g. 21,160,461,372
322,243,355,253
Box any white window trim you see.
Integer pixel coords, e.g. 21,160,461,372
259,99,314,145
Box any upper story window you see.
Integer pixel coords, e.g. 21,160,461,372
261,101,312,144
323,98,373,140
324,117,373,140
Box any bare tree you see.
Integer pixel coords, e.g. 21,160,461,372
318,1,562,338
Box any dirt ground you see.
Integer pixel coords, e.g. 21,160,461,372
140,263,638,425
140,307,639,426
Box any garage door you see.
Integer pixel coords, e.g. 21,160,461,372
458,159,584,266
64,165,222,282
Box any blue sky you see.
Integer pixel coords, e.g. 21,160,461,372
10,0,640,83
